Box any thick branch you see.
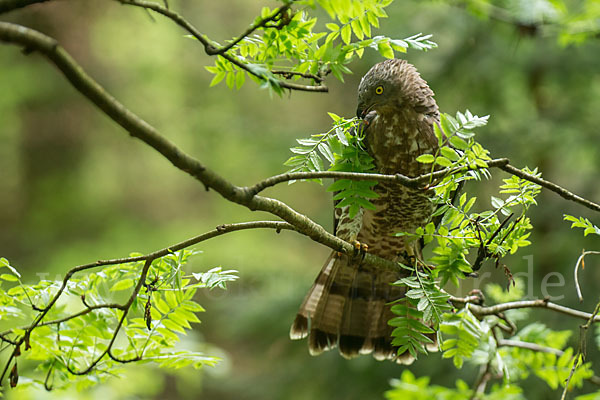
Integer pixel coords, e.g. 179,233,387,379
0,21,397,274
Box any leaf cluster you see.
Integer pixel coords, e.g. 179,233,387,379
284,113,379,218
385,369,526,400
205,1,437,94
389,265,451,359
407,111,541,287
564,214,600,236
0,251,236,390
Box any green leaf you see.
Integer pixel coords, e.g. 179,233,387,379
377,41,394,59
434,156,452,167
416,154,435,164
318,142,335,164
0,274,18,282
327,179,352,192
440,147,459,161
341,25,352,44
235,71,245,89
110,278,134,292
225,71,235,89
209,71,226,87
0,258,20,278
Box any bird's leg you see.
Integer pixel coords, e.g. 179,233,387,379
467,289,485,305
351,240,369,262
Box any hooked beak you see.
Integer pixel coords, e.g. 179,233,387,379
356,104,365,119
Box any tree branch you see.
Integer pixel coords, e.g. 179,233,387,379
0,221,297,383
0,21,400,276
499,163,600,213
249,158,600,215
573,250,600,302
212,4,291,56
248,158,511,194
117,0,328,92
497,339,564,356
450,296,600,323
271,69,325,83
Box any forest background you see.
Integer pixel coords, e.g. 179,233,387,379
1,0,599,399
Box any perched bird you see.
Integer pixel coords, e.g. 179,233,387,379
290,59,440,364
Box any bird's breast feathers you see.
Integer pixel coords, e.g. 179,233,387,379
366,108,437,177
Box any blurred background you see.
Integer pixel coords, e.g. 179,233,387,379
1,0,599,398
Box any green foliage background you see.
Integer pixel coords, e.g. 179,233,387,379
1,0,599,398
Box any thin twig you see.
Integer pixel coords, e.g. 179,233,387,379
450,296,600,323
470,362,492,400
248,158,510,194
500,164,600,213
117,0,328,92
561,354,581,400
0,22,384,269
214,4,291,55
271,69,324,83
0,221,297,383
497,339,564,356
573,250,600,302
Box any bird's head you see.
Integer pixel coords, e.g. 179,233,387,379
356,59,416,119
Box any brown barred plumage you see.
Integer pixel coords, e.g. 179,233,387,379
290,59,440,364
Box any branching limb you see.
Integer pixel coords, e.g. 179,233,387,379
449,296,600,323
116,0,328,92
499,164,600,213
250,159,600,214
0,21,398,274
0,0,327,91
249,158,510,194
0,221,295,384
497,339,564,356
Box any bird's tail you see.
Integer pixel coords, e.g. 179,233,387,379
290,251,419,364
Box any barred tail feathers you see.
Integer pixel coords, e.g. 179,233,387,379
290,251,419,364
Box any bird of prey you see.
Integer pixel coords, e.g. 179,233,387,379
290,59,440,364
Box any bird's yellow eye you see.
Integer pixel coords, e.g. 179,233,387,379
375,85,384,95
